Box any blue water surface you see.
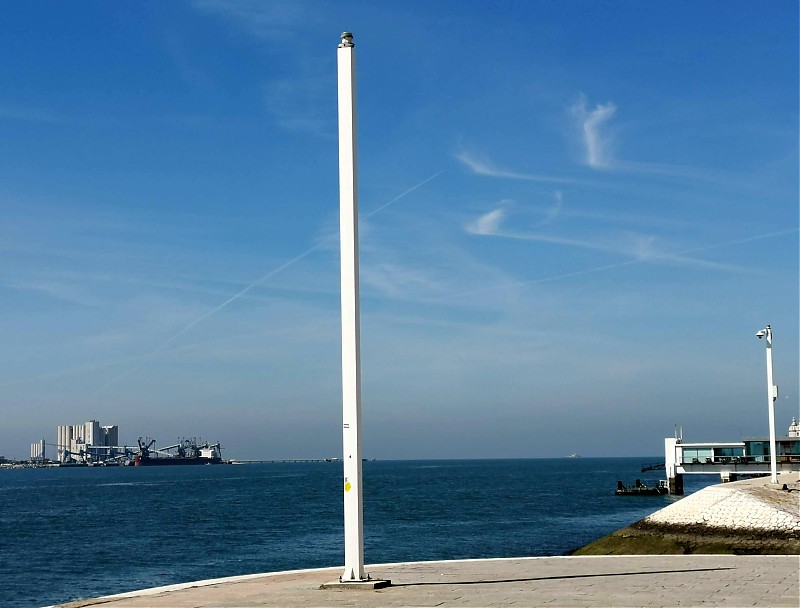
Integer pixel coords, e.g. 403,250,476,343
0,458,716,607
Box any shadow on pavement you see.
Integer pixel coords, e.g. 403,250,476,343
390,566,736,587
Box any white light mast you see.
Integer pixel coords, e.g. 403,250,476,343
756,325,779,483
337,30,366,583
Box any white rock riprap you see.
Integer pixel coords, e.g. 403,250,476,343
644,474,800,536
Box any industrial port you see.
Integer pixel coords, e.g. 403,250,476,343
18,419,223,467
0,419,344,468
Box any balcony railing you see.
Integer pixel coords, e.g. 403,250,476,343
681,455,800,465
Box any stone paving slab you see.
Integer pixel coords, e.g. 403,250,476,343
55,555,799,608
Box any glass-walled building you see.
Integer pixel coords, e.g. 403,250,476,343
664,419,800,494
744,438,800,463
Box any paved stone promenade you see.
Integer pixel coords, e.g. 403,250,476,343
58,555,799,607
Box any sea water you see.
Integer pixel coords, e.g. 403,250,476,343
0,458,716,607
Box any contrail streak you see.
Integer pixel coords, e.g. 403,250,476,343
6,320,336,391
365,170,444,218
441,227,798,302
3,333,246,389
94,247,325,393
95,170,444,393
437,259,639,301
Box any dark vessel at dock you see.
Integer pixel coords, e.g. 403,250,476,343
134,437,223,466
615,479,668,496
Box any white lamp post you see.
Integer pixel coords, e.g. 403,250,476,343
755,325,778,483
323,30,389,592
337,30,366,584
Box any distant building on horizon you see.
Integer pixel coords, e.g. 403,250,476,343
30,439,45,462
57,420,119,463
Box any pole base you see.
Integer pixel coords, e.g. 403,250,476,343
320,579,391,590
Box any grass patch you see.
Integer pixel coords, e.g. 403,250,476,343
572,527,684,555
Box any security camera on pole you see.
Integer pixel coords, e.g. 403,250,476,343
755,325,778,484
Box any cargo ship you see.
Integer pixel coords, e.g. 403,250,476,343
133,437,223,466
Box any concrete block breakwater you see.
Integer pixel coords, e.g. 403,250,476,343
643,473,800,536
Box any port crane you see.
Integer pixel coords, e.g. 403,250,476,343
135,437,158,459
136,437,222,460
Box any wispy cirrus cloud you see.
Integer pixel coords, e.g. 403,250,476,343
465,205,742,272
4,280,102,307
466,207,507,235
569,95,743,185
450,228,798,303
458,98,738,189
465,191,562,236
543,191,562,224
466,206,619,253
361,262,446,299
455,150,575,183
191,0,332,136
571,94,616,169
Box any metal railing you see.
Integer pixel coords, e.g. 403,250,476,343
681,455,800,465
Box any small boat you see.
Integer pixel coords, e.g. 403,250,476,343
615,479,668,496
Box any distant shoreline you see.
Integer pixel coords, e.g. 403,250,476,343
1,455,664,467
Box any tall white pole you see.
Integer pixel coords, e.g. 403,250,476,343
337,31,365,583
762,325,778,483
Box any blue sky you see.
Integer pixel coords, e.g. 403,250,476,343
1,1,797,460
